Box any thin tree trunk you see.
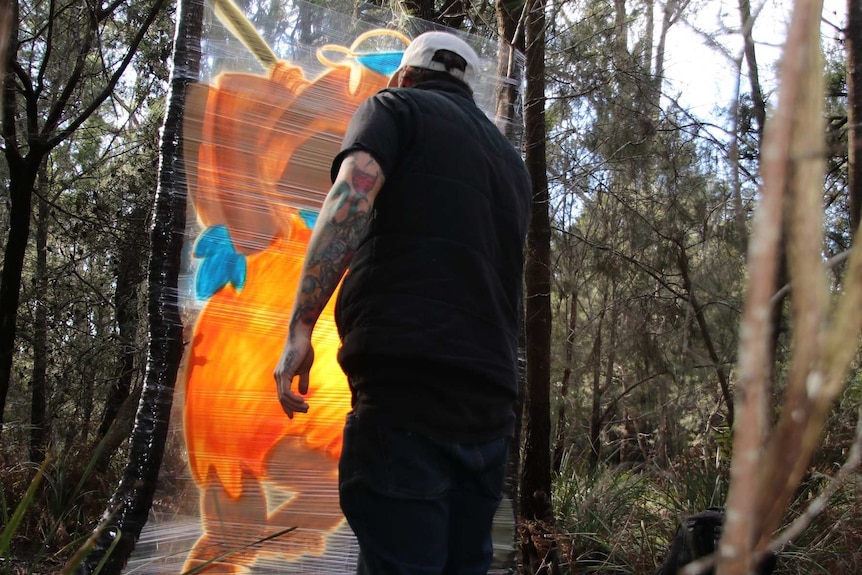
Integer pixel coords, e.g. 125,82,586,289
77,0,202,571
599,298,618,460
738,0,787,404
848,0,862,234
29,166,49,464
678,244,735,424
552,366,570,474
739,0,767,137
93,386,143,475
519,2,555,573
719,4,829,572
402,0,434,21
0,158,40,437
588,307,604,469
496,0,526,132
494,2,526,573
94,202,147,471
98,200,148,441
552,290,577,473
520,0,552,520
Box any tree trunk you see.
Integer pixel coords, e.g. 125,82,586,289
738,0,788,403
521,0,552,520
496,0,525,133
98,200,148,442
0,157,40,437
599,299,618,460
588,311,604,469
738,0,767,137
77,0,202,571
93,386,143,475
94,205,147,471
552,366,570,474
402,0,434,21
848,0,862,234
519,0,554,572
29,167,49,464
495,2,527,573
552,290,576,473
678,244,735,424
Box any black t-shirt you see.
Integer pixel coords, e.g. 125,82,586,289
331,80,531,443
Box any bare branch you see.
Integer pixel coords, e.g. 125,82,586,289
44,0,167,149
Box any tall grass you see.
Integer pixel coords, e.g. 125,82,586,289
1,459,49,560
549,437,862,575
1,451,299,574
551,449,659,573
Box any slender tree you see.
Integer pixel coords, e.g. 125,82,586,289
520,0,552,520
28,164,49,463
848,0,862,233
716,2,862,573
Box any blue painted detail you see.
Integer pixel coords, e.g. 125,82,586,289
193,225,247,300
356,51,404,76
298,209,319,230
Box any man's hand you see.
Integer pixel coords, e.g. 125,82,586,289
274,335,314,418
273,151,384,419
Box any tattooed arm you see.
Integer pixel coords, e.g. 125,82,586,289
275,150,385,418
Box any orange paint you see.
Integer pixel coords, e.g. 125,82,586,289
184,60,387,498
183,218,348,499
178,33,400,570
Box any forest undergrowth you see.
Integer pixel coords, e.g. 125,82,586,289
3,415,861,574
518,424,862,575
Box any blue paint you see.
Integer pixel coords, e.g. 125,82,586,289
356,51,403,76
298,209,319,229
193,225,247,299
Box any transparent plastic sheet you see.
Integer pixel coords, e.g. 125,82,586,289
125,0,526,573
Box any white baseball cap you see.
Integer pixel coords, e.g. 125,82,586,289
397,31,481,87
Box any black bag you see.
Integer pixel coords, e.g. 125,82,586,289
655,508,776,575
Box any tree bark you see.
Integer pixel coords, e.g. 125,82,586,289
739,0,767,137
588,307,604,469
94,198,149,472
848,0,862,234
402,0,434,21
495,2,527,572
552,290,576,473
496,0,526,133
520,0,552,520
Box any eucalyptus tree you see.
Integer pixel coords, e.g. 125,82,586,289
0,0,170,442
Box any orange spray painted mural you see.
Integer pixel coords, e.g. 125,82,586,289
124,1,521,572
180,6,404,573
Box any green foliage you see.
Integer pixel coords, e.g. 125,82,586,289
0,460,48,558
653,444,729,516
550,444,862,574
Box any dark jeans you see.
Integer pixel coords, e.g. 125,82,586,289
338,413,509,575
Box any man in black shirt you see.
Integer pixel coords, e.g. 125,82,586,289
274,31,531,575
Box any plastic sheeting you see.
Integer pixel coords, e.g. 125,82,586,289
128,0,524,572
